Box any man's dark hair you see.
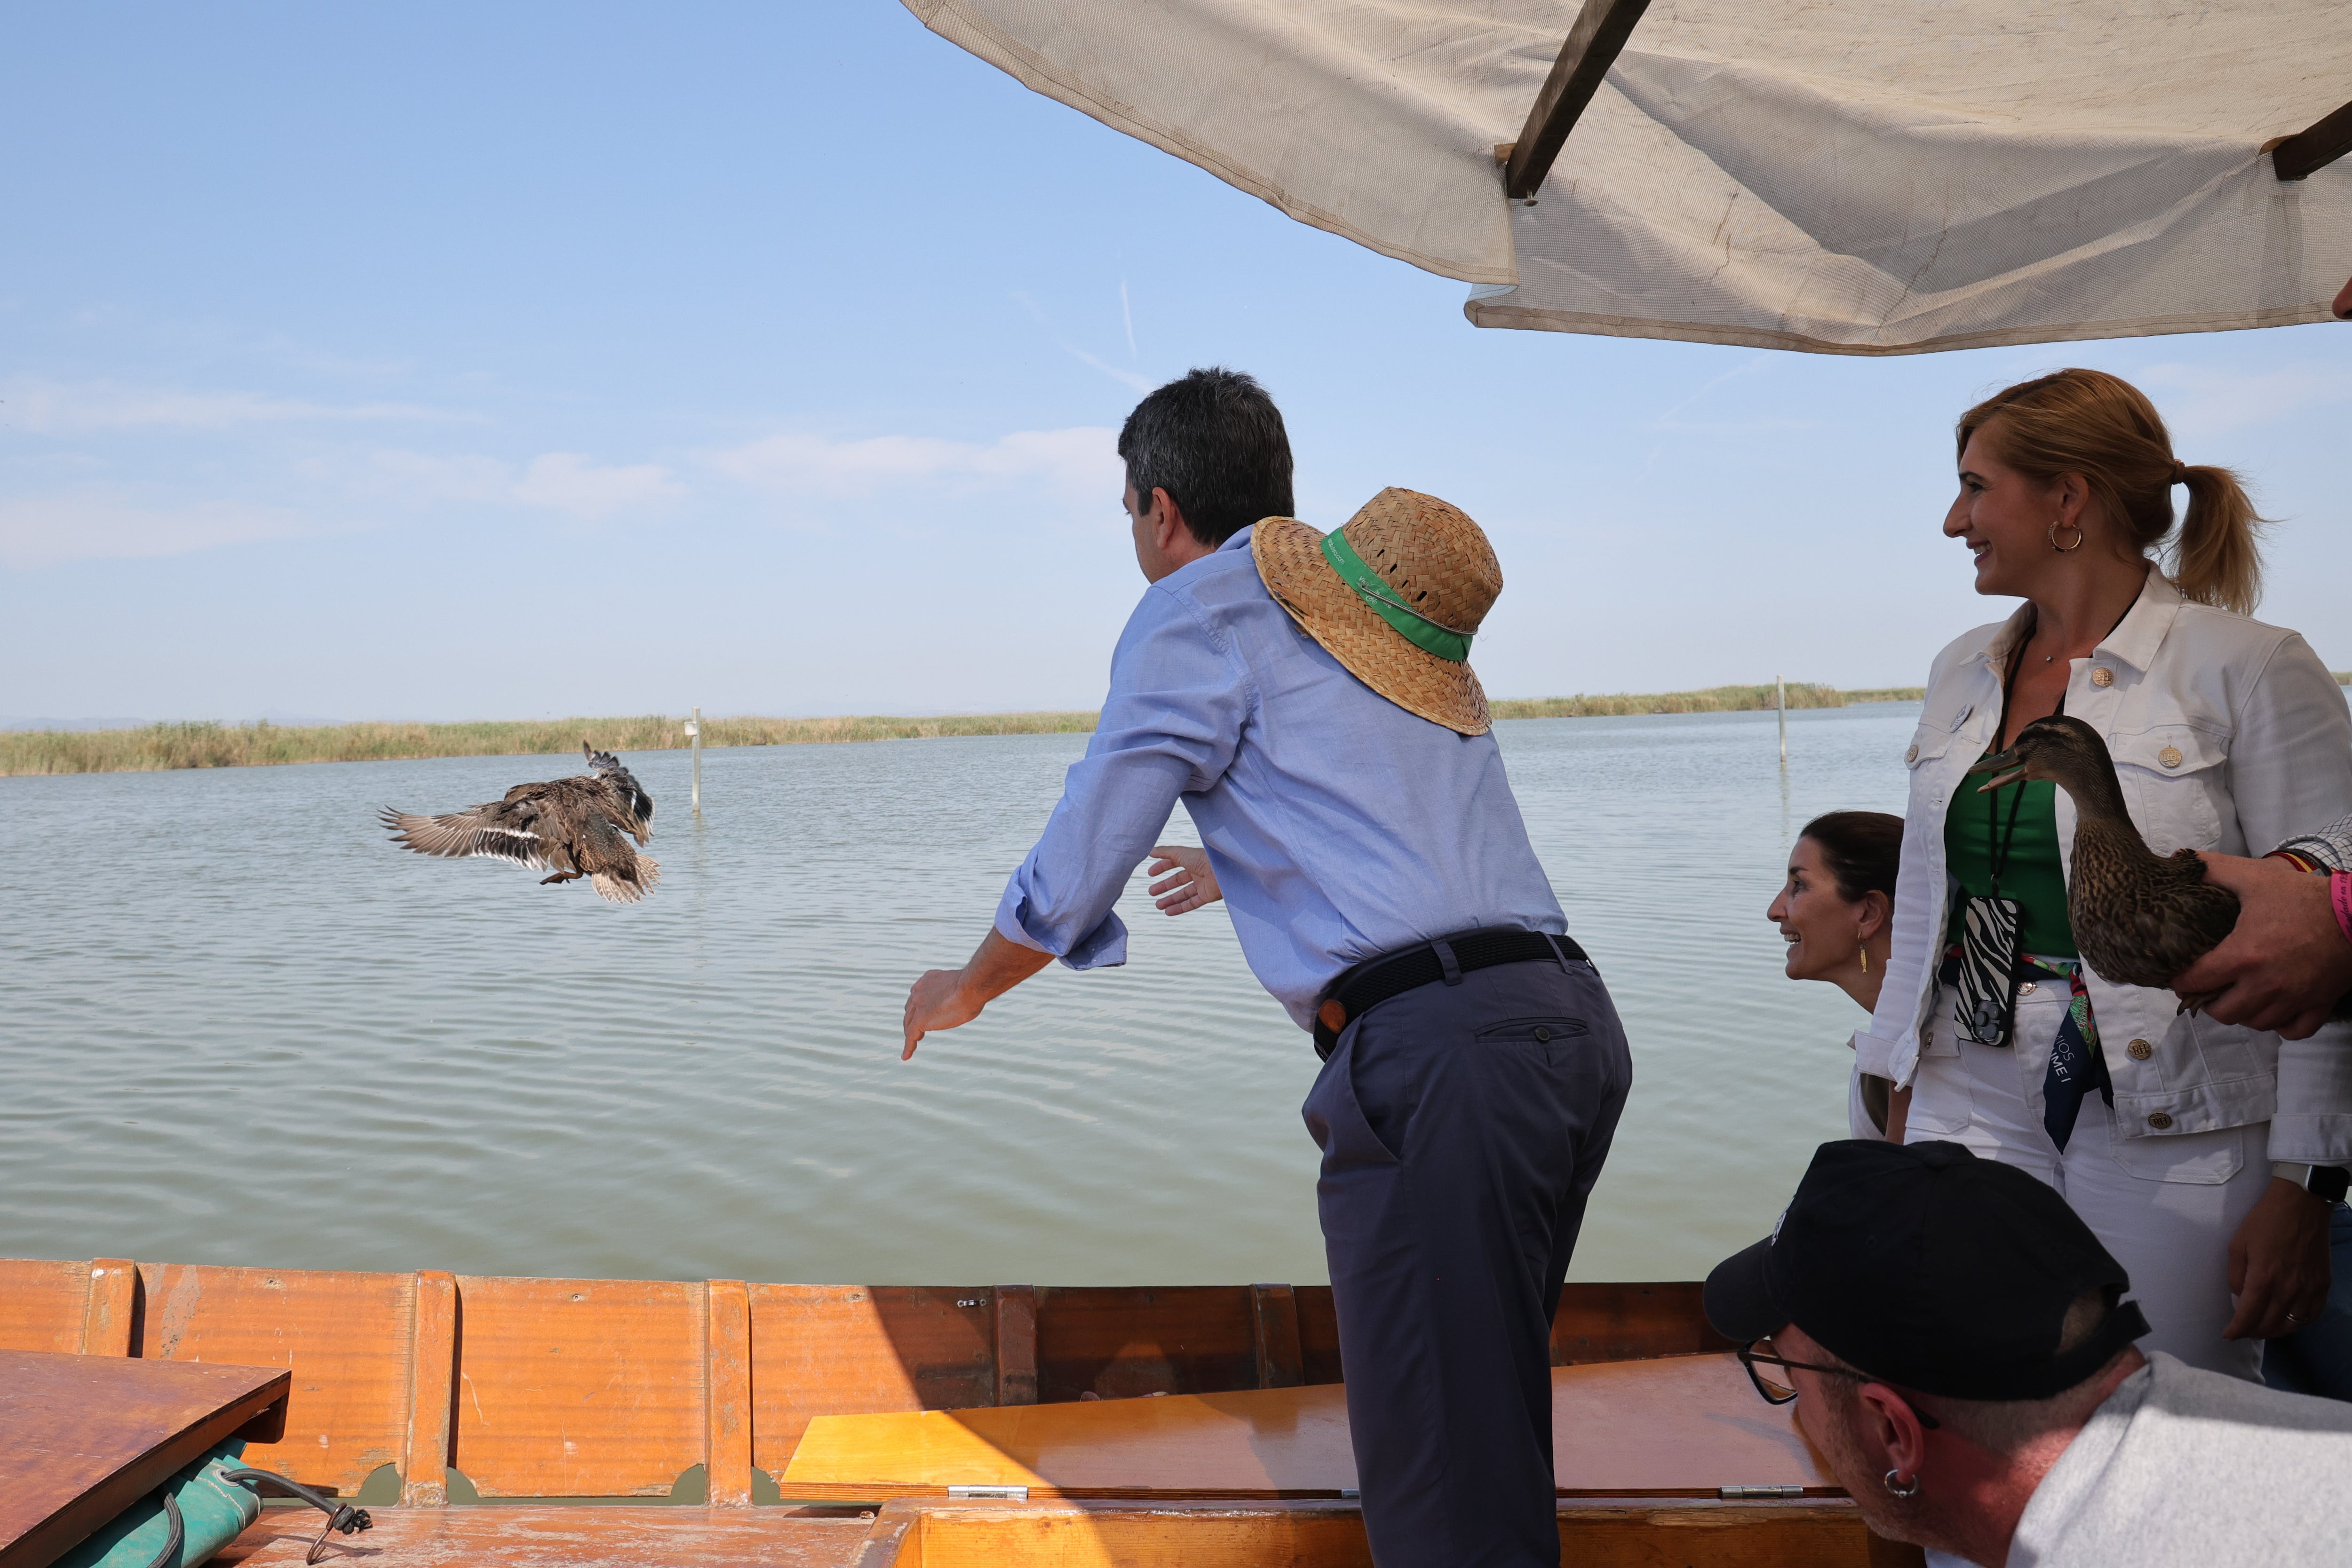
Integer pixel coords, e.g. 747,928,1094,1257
1118,368,1295,547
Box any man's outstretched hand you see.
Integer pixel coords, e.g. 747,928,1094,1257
2171,853,2352,1040
1148,844,1223,916
902,927,1056,1059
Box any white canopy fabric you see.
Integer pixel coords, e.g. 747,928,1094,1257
904,0,2351,354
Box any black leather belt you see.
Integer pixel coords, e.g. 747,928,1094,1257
1312,926,1589,1060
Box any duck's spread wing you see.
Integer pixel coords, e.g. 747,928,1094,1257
380,799,553,869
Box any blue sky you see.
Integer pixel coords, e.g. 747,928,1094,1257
6,3,2348,723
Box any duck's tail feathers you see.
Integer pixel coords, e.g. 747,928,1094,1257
591,853,660,904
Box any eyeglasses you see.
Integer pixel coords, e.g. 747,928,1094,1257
1736,1340,1941,1428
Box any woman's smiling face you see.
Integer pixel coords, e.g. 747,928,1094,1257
1943,423,2066,600
1767,835,1867,982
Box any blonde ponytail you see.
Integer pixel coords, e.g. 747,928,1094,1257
1958,370,2269,615
2171,463,2265,616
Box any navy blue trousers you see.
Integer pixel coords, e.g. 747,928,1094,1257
1303,953,1632,1568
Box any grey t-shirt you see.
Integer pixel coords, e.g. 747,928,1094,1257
2007,1351,2352,1566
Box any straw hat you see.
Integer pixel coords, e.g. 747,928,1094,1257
1252,487,1501,736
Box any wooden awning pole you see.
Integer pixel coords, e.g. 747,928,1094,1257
1501,0,1653,201
2272,99,2352,181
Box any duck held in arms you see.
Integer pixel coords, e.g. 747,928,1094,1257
381,742,659,903
1971,715,2350,1020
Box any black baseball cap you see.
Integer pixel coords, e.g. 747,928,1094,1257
1704,1140,2149,1401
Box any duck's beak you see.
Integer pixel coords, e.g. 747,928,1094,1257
1969,746,2029,793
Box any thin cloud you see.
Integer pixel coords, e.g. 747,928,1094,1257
360,449,514,505
1011,291,1154,393
359,448,681,518
1645,352,1775,428
510,453,683,519
3,379,461,433
2134,361,2352,437
0,493,326,568
707,426,1120,503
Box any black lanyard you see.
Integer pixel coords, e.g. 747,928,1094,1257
1987,647,2058,899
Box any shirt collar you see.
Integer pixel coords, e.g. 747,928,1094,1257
1219,525,1255,553
1973,565,2175,675
2095,569,2179,675
1981,602,2038,673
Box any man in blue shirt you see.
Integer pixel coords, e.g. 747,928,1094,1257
902,368,1631,1568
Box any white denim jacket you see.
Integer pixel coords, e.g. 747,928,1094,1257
1855,571,2352,1165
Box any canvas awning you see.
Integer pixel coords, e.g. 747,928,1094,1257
902,0,2352,355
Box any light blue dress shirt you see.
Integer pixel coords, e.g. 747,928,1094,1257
995,527,1567,1031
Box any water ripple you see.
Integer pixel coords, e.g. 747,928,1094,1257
0,707,1915,1284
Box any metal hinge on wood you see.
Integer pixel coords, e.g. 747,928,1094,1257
947,1484,1029,1500
1718,1485,1806,1499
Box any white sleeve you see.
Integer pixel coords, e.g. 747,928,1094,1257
2231,635,2352,1165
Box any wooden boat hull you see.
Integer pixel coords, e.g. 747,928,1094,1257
2,1258,1919,1568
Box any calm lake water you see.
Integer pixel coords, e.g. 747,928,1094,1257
0,705,1915,1287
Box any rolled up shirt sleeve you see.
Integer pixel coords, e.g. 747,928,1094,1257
2273,811,2352,872
994,583,1252,970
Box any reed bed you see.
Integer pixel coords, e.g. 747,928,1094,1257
0,713,1098,777
1491,682,1880,719
2,684,1931,777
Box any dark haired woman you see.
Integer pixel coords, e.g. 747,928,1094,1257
1769,811,1906,1138
1859,368,2352,1381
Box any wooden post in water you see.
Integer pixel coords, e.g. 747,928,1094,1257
690,706,703,816
1776,675,1787,766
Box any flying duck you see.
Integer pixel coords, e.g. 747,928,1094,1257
381,743,659,903
1970,715,2237,1006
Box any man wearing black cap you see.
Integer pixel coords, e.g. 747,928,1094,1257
1705,1140,2352,1567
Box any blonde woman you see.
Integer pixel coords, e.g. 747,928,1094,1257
1856,369,2352,1381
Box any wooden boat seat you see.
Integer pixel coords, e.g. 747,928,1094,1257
0,1350,288,1568
216,1496,1912,1568
215,1506,877,1568
883,1496,1915,1568
779,1353,1829,1501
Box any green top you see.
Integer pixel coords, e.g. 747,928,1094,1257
1944,756,2077,958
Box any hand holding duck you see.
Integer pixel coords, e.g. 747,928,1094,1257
2171,853,2352,1039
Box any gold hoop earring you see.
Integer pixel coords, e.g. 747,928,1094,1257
2049,521,2084,552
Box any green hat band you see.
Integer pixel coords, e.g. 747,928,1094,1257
1319,527,1473,663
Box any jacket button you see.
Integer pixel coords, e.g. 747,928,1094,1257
2090,666,2114,687
1905,744,1920,764
2158,746,2183,769
2147,1111,2175,1130
2128,1038,2153,1060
